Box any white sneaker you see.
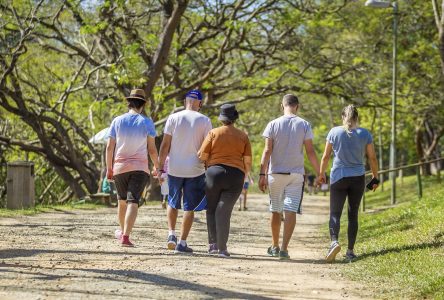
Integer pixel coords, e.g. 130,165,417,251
326,241,341,263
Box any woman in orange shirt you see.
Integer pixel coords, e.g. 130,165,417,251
198,104,252,258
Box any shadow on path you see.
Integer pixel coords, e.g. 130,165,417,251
0,262,279,300
0,248,325,264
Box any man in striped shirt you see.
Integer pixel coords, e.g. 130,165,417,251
259,94,321,260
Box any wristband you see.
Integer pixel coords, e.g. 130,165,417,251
259,173,266,176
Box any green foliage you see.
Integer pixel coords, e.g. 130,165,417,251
0,0,443,202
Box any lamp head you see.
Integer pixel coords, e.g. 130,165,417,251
365,0,392,8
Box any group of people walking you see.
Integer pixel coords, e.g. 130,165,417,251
106,89,379,262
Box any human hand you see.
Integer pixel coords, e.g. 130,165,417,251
152,166,159,178
259,175,268,193
106,168,113,181
369,177,379,192
157,169,165,184
317,174,326,186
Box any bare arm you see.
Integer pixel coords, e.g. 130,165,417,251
105,138,116,180
259,138,272,175
147,136,160,171
159,134,172,171
366,143,379,179
243,156,252,174
319,141,333,183
197,131,213,162
304,139,321,177
259,138,273,192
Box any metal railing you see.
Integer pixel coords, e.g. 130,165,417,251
362,157,443,212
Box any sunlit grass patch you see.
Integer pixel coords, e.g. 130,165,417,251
0,202,106,217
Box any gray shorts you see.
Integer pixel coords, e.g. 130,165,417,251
113,171,149,205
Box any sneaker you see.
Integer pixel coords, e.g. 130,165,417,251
279,250,290,260
167,235,177,250
114,229,122,240
267,246,280,257
218,250,231,258
208,243,218,255
121,235,134,247
175,243,193,254
345,249,358,261
326,241,341,263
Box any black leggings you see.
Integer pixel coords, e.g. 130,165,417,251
329,175,365,250
205,164,244,251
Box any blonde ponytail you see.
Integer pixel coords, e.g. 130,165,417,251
342,105,359,134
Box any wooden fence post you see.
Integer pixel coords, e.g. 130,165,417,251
416,165,423,199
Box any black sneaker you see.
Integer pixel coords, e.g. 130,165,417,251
167,235,177,250
174,243,193,254
208,243,218,255
345,249,358,261
218,250,231,258
279,250,290,260
267,246,280,257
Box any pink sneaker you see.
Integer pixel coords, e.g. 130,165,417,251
121,235,134,247
115,229,122,240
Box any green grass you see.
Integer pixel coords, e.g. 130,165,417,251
336,176,444,299
0,201,106,217
363,174,439,211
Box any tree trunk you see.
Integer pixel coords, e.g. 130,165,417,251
432,0,444,74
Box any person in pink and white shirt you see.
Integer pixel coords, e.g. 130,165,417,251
106,89,160,247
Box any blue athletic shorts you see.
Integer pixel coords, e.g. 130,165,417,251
168,174,206,211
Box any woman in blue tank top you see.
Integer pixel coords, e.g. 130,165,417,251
320,105,379,262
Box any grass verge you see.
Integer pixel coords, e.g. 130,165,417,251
336,175,444,299
0,201,106,217
363,174,440,210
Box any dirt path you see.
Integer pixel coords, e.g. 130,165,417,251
0,194,370,300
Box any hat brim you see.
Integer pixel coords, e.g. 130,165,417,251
126,96,147,102
218,115,236,122
185,96,202,101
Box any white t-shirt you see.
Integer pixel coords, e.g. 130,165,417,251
164,110,212,177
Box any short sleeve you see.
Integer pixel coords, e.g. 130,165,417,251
304,122,314,140
326,128,335,144
243,137,252,157
262,122,272,138
164,115,174,135
199,131,214,156
204,118,213,136
367,131,373,144
108,119,117,139
146,118,157,137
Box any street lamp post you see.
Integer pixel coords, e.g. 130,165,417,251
365,0,398,205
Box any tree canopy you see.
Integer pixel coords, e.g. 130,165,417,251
0,0,443,203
